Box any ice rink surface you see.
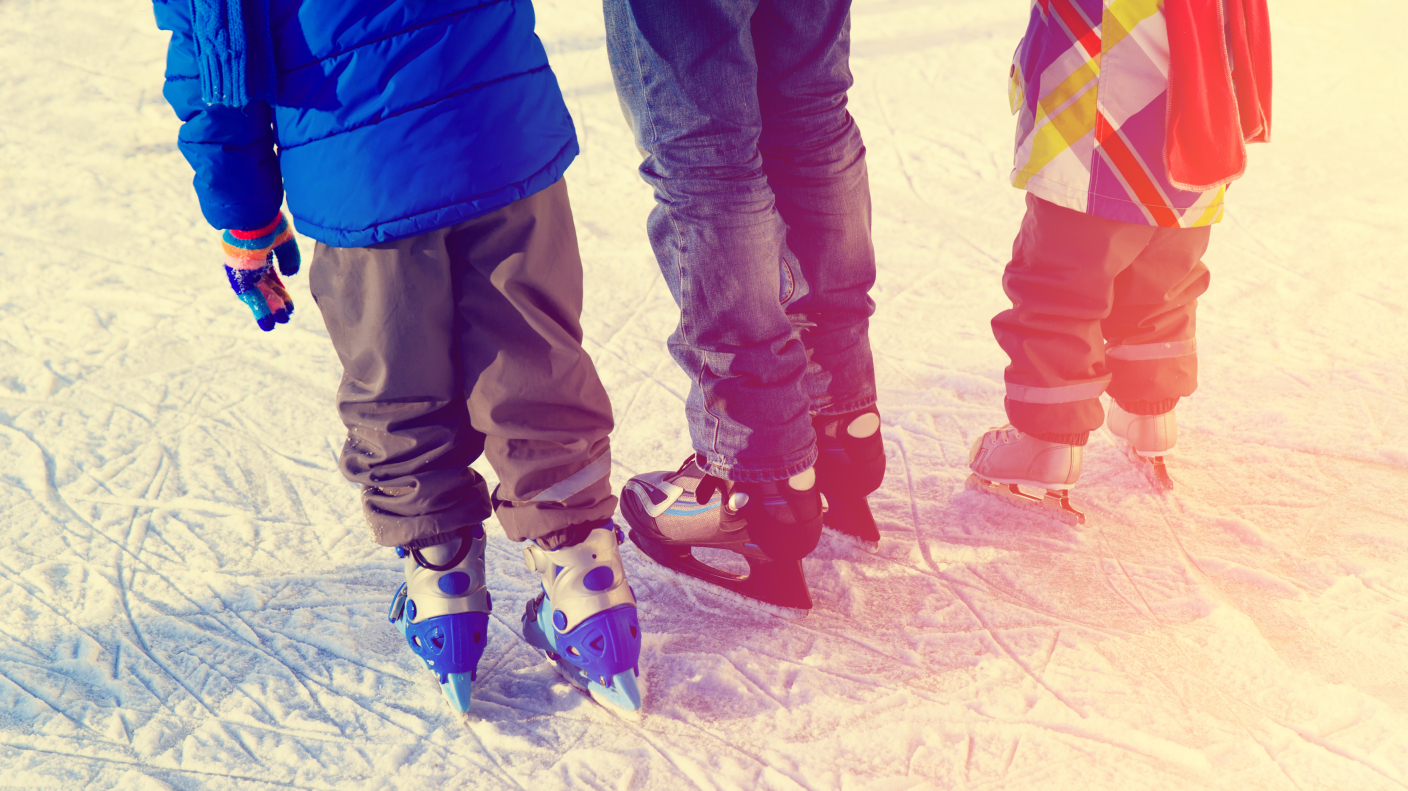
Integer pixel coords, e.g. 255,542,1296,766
1,0,1406,788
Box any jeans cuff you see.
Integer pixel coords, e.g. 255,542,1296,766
811,392,879,418
697,444,820,483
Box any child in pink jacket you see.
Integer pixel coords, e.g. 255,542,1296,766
968,0,1271,520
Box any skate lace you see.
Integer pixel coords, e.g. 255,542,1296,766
997,427,1024,444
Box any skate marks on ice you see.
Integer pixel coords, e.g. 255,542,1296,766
799,312,1408,787
4,0,1408,788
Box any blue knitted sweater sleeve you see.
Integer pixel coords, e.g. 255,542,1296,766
154,0,283,232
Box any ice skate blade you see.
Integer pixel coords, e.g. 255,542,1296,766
1117,441,1174,490
964,473,1085,526
539,650,644,721
626,527,813,615
588,669,643,721
438,671,474,714
630,550,810,620
1144,457,1173,490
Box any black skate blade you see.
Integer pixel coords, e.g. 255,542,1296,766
964,473,1085,526
821,494,880,552
627,528,813,615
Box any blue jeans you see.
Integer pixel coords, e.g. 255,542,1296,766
605,0,878,483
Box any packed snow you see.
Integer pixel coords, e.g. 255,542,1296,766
1,0,1405,788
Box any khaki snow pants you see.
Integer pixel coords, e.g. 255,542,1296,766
309,179,617,546
993,193,1212,443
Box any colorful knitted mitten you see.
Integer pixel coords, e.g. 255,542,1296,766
222,213,301,331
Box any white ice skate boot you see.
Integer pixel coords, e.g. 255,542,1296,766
520,521,643,718
387,525,491,715
1107,401,1176,489
966,425,1084,524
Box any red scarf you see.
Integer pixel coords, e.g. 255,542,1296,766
1164,0,1273,191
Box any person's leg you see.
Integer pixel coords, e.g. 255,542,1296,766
1102,226,1211,414
752,0,876,419
970,195,1156,520
751,0,883,544
607,0,825,609
1099,224,1210,482
447,179,641,713
605,0,814,483
993,194,1157,443
309,229,492,549
447,178,618,542
311,230,497,713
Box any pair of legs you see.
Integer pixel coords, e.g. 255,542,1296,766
995,193,1211,441
310,179,642,715
309,179,615,546
605,0,878,481
968,194,1210,514
607,0,885,611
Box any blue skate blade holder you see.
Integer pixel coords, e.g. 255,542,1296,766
389,583,490,714
528,597,643,712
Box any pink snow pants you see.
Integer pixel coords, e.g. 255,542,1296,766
993,194,1212,444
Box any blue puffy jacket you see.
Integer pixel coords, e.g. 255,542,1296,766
154,0,578,247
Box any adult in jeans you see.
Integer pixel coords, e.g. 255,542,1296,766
609,0,885,613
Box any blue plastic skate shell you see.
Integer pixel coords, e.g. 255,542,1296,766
522,592,642,714
388,583,490,714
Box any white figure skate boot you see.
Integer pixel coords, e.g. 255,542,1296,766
966,425,1084,524
1107,401,1176,489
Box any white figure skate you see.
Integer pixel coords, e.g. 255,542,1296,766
966,425,1084,525
1107,401,1176,490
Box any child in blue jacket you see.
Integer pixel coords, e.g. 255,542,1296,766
154,0,644,716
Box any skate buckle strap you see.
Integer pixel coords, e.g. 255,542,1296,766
410,529,476,573
695,475,724,508
525,527,636,633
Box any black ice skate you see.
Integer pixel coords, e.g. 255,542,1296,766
813,406,886,551
967,426,1085,525
621,456,823,616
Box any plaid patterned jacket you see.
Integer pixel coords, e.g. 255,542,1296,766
1009,0,1226,228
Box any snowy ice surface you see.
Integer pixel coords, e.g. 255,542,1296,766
1,0,1405,788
